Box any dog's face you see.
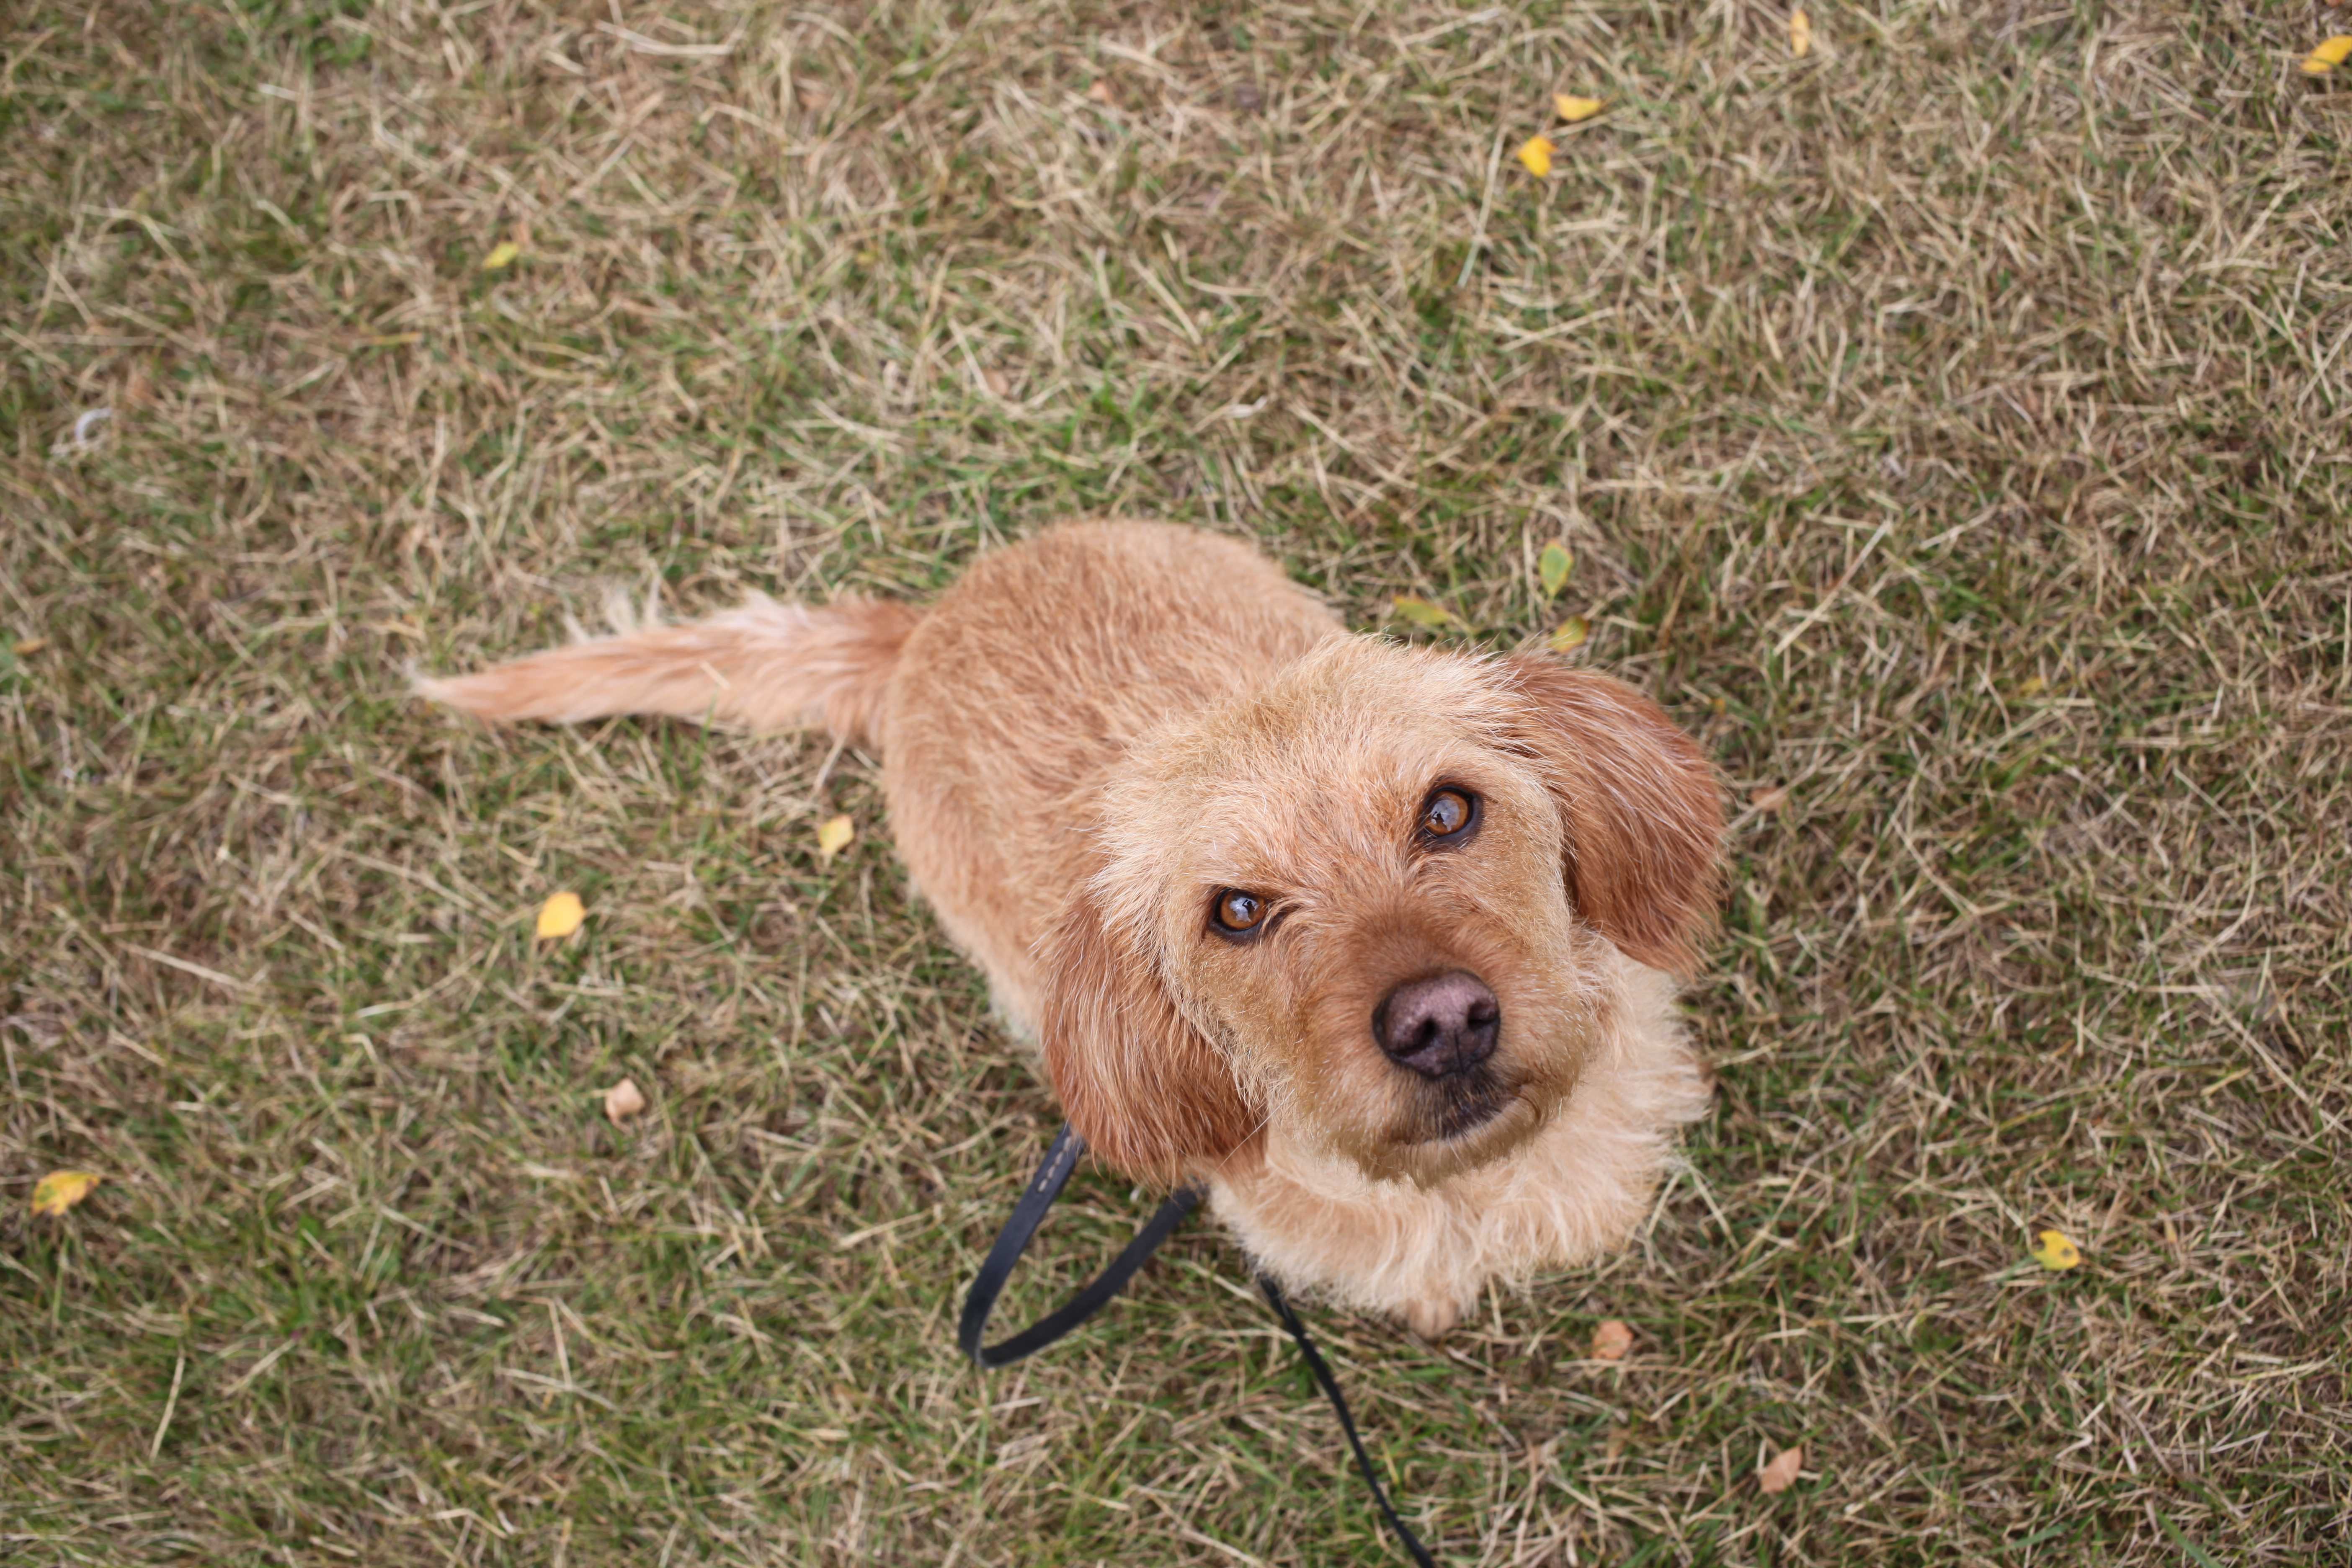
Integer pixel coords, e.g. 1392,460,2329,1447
1039,639,1724,1186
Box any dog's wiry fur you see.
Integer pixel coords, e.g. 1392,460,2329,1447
421,521,1724,1335
415,591,918,747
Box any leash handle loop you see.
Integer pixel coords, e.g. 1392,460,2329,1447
959,1124,1201,1367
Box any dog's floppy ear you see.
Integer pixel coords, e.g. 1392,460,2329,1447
1496,655,1726,973
1037,867,1259,1184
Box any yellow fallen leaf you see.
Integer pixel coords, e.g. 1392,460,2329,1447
604,1078,647,1124
31,1171,101,1217
1391,596,1457,630
1759,1443,1804,1494
2030,1229,2082,1271
815,814,856,860
13,637,49,656
1548,616,1589,652
1590,1319,1633,1361
1538,541,1574,598
1790,7,1813,57
1553,94,1604,123
2304,36,2352,73
535,891,585,940
2016,674,2047,698
1517,134,1555,178
482,240,522,272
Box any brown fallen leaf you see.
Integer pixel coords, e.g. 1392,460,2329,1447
1759,1443,1804,1493
604,1078,647,1124
535,891,585,940
31,1170,101,1217
1590,1318,1634,1361
13,637,49,657
1086,79,1115,104
1749,784,1789,812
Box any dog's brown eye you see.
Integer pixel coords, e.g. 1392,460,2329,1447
1421,789,1475,839
1212,890,1268,934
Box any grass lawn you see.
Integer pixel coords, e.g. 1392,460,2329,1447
5,1,2349,1563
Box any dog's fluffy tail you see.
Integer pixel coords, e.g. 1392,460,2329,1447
415,592,920,750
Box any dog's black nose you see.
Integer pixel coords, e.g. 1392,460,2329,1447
1373,971,1500,1078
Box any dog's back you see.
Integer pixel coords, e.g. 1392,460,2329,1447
418,520,1339,1018
881,521,1340,1014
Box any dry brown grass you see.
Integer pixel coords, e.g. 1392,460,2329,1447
5,1,2350,1563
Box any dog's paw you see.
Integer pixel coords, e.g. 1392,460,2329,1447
1401,1296,1462,1340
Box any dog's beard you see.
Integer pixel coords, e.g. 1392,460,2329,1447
1406,1062,1513,1142
1334,1061,1558,1186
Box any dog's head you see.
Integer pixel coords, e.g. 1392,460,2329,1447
1038,638,1723,1186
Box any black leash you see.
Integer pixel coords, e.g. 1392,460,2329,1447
960,1124,1438,1566
1257,1274,1437,1568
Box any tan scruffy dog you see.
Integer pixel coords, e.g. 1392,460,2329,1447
420,521,1723,1336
